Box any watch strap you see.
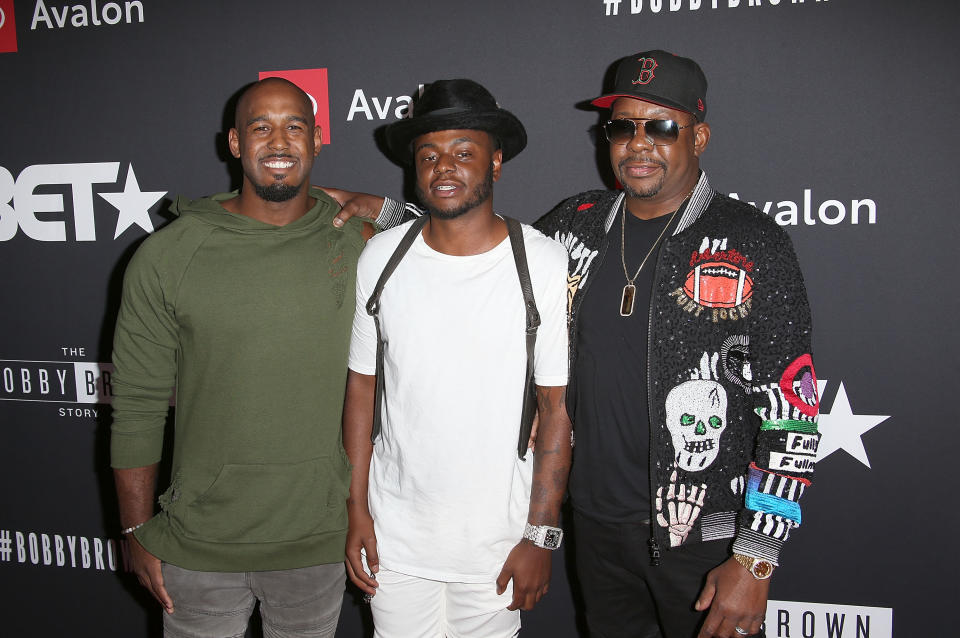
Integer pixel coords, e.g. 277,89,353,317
523,523,563,550
733,553,775,580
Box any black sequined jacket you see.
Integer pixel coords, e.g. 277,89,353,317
534,171,820,565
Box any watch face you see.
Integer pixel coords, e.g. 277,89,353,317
752,560,773,579
544,528,562,548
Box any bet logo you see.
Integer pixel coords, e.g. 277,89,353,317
0,162,165,242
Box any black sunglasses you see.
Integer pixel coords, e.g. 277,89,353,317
603,118,694,146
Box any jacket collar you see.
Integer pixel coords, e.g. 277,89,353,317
602,170,716,235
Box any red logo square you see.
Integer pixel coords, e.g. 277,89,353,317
0,0,18,54
259,68,331,145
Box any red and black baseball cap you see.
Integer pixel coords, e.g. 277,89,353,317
591,50,708,122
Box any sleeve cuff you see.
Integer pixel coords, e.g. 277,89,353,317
347,362,377,376
732,526,784,566
376,197,406,230
110,427,165,469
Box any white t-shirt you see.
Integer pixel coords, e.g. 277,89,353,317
348,219,569,582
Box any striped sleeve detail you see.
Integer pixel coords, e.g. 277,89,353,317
733,525,785,565
700,511,737,542
748,512,794,544
375,197,423,230
745,464,807,525
752,382,819,429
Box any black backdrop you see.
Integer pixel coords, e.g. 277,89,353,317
1,1,956,635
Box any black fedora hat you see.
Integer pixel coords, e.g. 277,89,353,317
384,79,527,164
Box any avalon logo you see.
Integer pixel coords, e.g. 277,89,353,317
259,68,331,145
0,161,166,241
30,0,145,30
0,0,18,53
730,189,878,226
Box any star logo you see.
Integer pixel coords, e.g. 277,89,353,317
99,165,166,239
815,379,889,468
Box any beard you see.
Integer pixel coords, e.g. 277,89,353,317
416,164,495,220
250,153,304,202
617,156,666,199
253,179,302,203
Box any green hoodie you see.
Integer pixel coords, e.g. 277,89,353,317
110,188,364,571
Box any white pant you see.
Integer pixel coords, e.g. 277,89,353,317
369,567,520,638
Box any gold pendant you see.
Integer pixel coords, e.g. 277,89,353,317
620,284,636,317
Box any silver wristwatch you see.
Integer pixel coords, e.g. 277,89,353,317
523,523,563,550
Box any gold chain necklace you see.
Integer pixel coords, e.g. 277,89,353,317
619,188,694,317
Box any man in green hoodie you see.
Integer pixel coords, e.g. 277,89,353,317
110,78,364,638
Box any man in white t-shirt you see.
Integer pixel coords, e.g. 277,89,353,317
342,79,572,637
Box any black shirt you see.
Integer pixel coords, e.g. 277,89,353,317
569,207,676,523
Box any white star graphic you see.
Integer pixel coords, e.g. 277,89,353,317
99,165,166,239
815,380,889,468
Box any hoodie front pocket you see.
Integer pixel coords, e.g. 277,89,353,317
182,456,349,544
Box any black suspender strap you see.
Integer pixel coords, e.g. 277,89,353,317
365,215,428,445
365,216,540,460
505,217,541,460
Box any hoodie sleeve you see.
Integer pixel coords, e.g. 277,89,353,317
733,219,819,566
110,239,179,469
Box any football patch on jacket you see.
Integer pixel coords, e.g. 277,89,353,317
684,261,752,308
669,236,754,323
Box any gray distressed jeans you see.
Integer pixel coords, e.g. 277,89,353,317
161,562,345,638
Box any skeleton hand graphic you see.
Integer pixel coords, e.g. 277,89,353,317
656,470,707,547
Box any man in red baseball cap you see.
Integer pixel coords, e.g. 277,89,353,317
531,49,819,638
